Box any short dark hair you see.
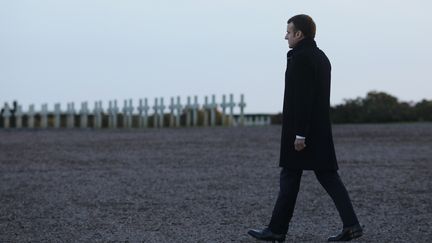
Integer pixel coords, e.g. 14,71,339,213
287,14,316,39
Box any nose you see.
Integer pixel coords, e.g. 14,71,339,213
285,34,288,40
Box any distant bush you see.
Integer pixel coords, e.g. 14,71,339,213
272,91,431,124
330,91,431,123
414,99,432,121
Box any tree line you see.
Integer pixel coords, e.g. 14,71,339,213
330,91,432,123
271,91,432,124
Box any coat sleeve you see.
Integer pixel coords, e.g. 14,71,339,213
291,54,316,137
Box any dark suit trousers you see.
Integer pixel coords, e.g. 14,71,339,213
268,168,359,234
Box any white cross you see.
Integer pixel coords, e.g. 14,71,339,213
191,96,199,126
169,97,175,127
127,99,133,128
108,101,113,128
128,99,134,114
67,102,75,128
123,100,129,128
98,101,104,128
93,101,101,129
184,96,192,127
68,102,76,114
208,95,217,126
174,96,182,127
227,94,236,126
203,96,209,127
80,102,89,128
238,94,246,126
108,100,119,128
107,101,113,116
54,103,61,128
153,98,159,128
2,103,11,118
40,104,48,128
2,103,11,128
159,97,165,128
15,105,23,128
80,102,89,115
220,95,227,126
98,101,104,113
122,100,128,114
112,100,119,116
28,104,35,128
137,98,149,128
138,98,149,116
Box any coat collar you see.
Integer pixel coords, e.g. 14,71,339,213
293,37,317,50
287,38,317,58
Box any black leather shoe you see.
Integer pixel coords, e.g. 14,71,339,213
328,224,363,241
248,227,285,242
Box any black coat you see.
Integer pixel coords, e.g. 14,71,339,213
279,38,338,170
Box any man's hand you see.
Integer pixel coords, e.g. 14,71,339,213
294,138,306,151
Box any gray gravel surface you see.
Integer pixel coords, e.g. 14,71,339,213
0,123,431,242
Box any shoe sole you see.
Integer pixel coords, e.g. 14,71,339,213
247,231,285,242
349,231,363,240
328,230,363,241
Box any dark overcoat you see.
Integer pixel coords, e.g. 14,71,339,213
279,38,338,170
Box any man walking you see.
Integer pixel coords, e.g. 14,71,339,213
248,14,363,242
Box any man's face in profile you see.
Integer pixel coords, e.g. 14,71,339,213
285,22,303,48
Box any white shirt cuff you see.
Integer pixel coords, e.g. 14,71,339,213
296,135,306,139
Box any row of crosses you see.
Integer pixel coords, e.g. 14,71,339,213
0,94,253,129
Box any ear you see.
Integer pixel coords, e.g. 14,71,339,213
295,30,304,38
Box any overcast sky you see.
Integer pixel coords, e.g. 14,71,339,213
1,0,431,113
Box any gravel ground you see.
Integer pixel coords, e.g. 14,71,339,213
0,123,431,242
